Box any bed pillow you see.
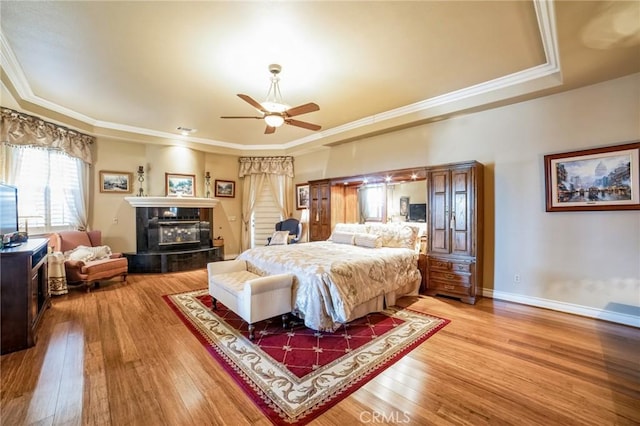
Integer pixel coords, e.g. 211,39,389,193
331,231,355,245
367,223,420,249
332,223,369,236
393,224,420,249
268,231,290,245
354,232,382,248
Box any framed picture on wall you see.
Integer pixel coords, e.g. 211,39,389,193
399,196,410,217
99,170,133,193
166,173,196,197
296,183,309,209
544,141,640,212
215,179,235,198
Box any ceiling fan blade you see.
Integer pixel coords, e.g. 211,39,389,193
220,116,263,119
286,119,321,131
237,94,267,113
285,102,320,117
264,125,276,134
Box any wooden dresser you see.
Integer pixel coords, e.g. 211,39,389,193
425,161,483,304
0,238,51,354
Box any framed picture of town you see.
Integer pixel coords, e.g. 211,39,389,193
544,141,640,212
166,173,195,197
214,179,235,198
99,170,133,193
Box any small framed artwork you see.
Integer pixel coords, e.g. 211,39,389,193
215,179,235,198
99,170,133,193
399,196,410,217
544,141,640,212
166,173,195,197
296,183,309,210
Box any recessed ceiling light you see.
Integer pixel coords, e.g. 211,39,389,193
177,126,197,136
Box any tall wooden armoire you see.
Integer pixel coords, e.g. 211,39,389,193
425,161,483,304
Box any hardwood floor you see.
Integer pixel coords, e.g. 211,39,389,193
1,270,638,425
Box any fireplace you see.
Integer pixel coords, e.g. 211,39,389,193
124,197,222,273
136,207,210,253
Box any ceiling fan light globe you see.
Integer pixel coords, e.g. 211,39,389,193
264,114,285,127
261,101,288,113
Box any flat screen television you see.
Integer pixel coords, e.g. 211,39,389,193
0,183,19,237
408,203,426,222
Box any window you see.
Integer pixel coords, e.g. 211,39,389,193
251,183,282,247
13,147,83,234
360,184,386,222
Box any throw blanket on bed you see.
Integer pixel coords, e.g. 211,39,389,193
237,241,420,331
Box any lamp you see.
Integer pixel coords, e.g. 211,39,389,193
260,64,288,128
264,114,285,128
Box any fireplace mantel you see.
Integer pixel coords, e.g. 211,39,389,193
124,196,220,208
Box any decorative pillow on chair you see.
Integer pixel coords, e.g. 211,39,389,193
65,245,113,262
65,247,96,262
268,231,291,245
81,245,113,259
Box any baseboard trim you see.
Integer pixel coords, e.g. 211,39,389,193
484,289,640,328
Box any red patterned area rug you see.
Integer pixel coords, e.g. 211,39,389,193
163,289,449,425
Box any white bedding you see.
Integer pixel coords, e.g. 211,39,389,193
236,240,421,331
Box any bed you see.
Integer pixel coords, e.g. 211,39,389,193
236,223,422,331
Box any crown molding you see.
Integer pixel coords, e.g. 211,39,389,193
1,0,562,153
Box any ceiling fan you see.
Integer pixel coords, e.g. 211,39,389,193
221,64,321,134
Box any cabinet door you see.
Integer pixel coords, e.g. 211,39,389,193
310,182,331,241
319,183,331,236
450,166,473,257
429,170,450,254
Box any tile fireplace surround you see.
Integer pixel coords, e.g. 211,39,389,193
123,197,223,273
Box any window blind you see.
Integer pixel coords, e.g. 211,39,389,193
14,148,81,233
252,182,282,247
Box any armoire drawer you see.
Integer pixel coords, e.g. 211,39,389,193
428,258,472,273
428,280,470,296
428,270,471,286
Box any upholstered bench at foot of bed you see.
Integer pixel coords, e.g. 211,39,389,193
207,259,293,340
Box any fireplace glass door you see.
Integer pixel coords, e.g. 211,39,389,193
159,221,200,247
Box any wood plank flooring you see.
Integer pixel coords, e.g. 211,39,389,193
1,270,638,425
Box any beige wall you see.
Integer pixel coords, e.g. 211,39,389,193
92,142,242,258
294,73,640,324
90,73,639,324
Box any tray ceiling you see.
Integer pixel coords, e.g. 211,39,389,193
1,1,638,154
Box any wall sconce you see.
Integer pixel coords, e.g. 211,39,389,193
205,171,211,198
137,165,145,197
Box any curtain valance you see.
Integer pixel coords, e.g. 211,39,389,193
238,156,294,178
1,107,94,164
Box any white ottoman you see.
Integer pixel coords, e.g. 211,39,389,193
207,259,293,340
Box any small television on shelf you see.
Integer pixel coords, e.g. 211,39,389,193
0,183,19,237
408,203,426,222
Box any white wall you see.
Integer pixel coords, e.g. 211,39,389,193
294,73,640,326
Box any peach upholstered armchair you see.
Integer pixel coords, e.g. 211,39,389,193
51,230,128,292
